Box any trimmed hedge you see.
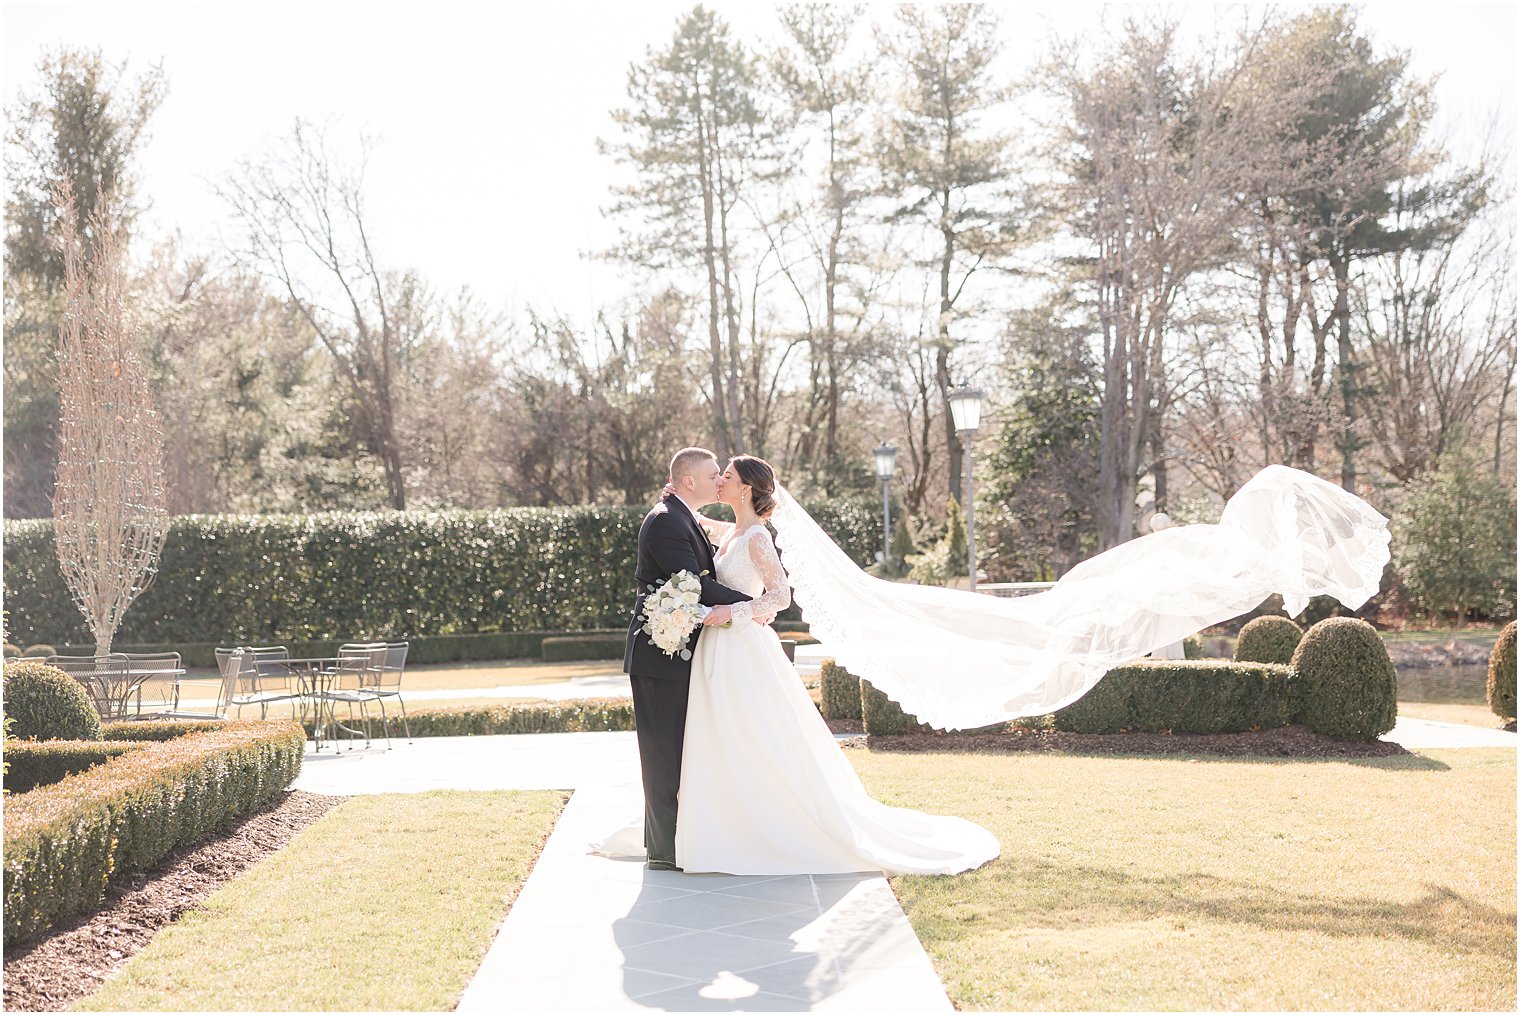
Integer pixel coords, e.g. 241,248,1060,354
2,661,103,741
861,679,929,735
1291,618,1397,741
3,501,876,645
1235,615,1303,665
101,719,230,742
820,659,862,721
1053,660,1297,734
3,740,150,794
3,719,304,944
1486,621,1516,720
307,698,638,738
542,633,626,662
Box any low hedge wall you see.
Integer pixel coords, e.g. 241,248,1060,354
541,633,627,662
310,698,637,738
100,719,231,742
2,740,152,794
1053,660,1297,734
3,719,305,945
35,625,807,669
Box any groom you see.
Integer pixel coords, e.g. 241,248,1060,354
624,447,753,871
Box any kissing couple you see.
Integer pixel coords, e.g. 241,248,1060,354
612,446,1000,876
602,447,1395,877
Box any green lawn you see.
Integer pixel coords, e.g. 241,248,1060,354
855,747,1516,1011
77,790,565,1012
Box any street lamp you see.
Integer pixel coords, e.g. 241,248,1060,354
872,441,897,567
947,385,983,591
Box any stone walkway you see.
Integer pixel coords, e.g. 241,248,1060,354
293,732,953,1012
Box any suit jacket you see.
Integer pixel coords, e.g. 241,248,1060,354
624,498,752,680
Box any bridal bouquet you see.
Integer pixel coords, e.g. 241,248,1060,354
642,570,707,660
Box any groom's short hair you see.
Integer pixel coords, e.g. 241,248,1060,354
669,447,718,482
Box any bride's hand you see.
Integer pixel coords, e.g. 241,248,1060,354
703,605,733,626
660,482,677,499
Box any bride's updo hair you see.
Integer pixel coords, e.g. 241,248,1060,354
729,455,778,518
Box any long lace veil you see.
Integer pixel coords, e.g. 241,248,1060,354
770,465,1391,731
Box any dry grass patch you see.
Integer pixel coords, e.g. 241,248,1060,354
851,747,1515,1011
76,790,565,1012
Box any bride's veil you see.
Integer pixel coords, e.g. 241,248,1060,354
770,465,1391,731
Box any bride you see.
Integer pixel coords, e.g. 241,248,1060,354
675,454,999,876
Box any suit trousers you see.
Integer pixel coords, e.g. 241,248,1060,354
629,673,690,864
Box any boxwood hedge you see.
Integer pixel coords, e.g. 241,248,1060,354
2,740,151,794
1053,660,1297,734
3,500,877,646
820,659,862,721
3,719,304,944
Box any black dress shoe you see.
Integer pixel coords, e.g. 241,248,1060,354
646,858,683,872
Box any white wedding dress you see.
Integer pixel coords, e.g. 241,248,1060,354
675,524,1000,875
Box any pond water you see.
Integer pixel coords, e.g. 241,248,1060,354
1395,664,1490,705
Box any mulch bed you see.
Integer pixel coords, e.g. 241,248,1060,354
3,789,345,1013
831,722,1411,759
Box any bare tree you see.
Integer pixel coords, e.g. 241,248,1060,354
602,8,776,458
878,3,1017,506
1355,167,1513,482
51,180,168,654
219,120,420,509
1050,13,1331,547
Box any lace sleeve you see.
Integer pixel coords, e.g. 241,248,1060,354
730,529,791,625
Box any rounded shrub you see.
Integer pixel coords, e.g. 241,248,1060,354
1487,621,1516,721
2,644,20,659
2,661,102,741
1235,615,1303,665
1290,618,1397,741
21,644,55,659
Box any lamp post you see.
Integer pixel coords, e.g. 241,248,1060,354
947,385,983,591
872,441,897,567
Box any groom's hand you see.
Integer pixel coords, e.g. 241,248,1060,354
753,612,775,625
702,605,733,626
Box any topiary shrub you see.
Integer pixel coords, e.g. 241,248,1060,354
860,678,928,735
2,644,20,659
1235,615,1303,665
2,661,102,742
20,644,55,659
1487,621,1516,721
1183,634,1204,660
1290,618,1397,742
820,659,862,721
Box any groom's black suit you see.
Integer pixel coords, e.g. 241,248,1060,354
624,496,751,866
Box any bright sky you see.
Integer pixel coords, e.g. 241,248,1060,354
3,1,1516,333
